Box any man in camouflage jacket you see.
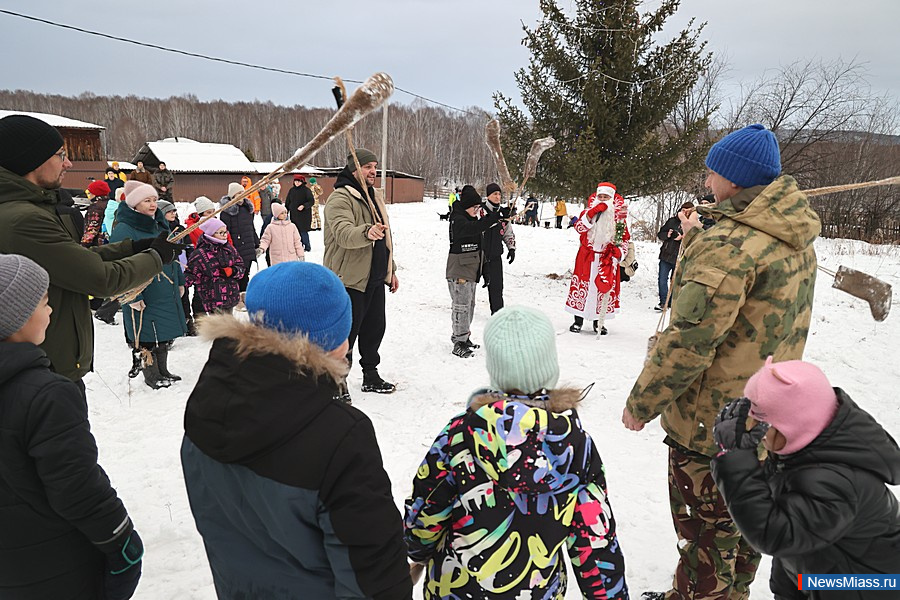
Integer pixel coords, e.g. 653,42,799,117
623,124,821,600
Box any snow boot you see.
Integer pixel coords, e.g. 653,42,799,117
361,370,396,394
463,338,480,349
94,299,120,325
569,316,584,333
600,326,608,335
141,351,171,390
592,320,599,333
128,348,142,379
155,344,181,382
641,593,665,600
335,379,352,405
452,341,475,358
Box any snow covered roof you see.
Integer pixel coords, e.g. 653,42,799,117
251,162,322,175
108,160,136,170
0,109,104,130
131,138,256,173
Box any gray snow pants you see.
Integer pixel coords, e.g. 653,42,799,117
447,279,476,343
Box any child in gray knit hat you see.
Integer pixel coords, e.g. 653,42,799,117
0,253,144,599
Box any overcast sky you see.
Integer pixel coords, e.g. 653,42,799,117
1,0,897,114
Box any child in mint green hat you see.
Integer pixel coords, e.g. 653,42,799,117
403,305,629,600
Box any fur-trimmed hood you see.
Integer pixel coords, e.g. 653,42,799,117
198,314,348,383
461,388,594,496
184,314,349,465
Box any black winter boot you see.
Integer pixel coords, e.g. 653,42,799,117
155,344,181,382
128,348,142,379
463,338,480,349
361,370,396,394
94,299,120,325
141,351,171,390
335,378,352,405
569,316,584,333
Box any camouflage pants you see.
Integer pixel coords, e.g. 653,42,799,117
665,446,761,600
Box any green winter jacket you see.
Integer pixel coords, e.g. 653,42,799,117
109,203,186,344
0,166,162,381
323,184,395,292
626,175,821,456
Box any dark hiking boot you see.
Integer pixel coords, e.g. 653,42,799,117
600,326,608,335
569,322,582,333
463,339,480,349
452,341,475,358
128,348,142,379
593,320,599,333
155,345,181,382
361,370,396,394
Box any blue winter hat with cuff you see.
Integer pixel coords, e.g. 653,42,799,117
245,262,351,351
705,124,781,188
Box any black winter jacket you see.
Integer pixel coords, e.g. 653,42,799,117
445,202,499,282
711,389,900,600
0,342,131,599
286,183,315,231
182,315,412,600
656,215,682,264
219,197,259,267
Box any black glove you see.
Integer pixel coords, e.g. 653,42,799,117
130,237,154,253
147,232,186,264
713,397,769,456
507,248,516,264
102,528,143,600
498,206,512,219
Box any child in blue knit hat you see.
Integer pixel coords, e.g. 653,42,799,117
404,305,629,600
181,261,413,600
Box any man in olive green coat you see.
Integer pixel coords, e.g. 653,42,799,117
622,124,821,600
0,115,181,391
323,149,398,395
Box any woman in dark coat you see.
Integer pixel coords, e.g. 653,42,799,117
219,183,259,293
285,175,314,251
110,181,187,389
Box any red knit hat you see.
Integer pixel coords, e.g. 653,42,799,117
745,356,838,455
293,174,305,182
87,180,110,197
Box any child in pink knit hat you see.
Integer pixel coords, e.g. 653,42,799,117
710,357,900,599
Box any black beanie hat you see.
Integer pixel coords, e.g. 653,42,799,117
485,182,502,197
0,115,65,176
457,185,482,210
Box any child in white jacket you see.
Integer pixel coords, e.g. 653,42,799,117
258,202,304,264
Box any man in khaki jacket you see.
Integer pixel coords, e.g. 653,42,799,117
323,149,398,394
623,125,820,600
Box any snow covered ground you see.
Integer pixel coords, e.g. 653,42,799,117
84,197,900,599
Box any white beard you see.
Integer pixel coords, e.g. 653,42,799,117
589,203,616,250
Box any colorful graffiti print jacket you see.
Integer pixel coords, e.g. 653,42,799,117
404,390,628,600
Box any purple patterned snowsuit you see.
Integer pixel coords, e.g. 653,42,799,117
185,235,246,313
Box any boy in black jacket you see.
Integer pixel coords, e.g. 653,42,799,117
481,182,516,314
445,185,501,358
0,254,142,600
711,357,900,599
182,261,413,600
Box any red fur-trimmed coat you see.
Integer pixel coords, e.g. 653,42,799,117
565,193,630,318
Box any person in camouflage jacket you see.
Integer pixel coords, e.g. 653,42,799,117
622,124,821,600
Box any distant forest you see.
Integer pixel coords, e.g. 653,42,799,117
0,89,497,190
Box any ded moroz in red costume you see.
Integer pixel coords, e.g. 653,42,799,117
565,182,630,329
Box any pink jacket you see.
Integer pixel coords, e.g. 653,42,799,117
260,219,305,264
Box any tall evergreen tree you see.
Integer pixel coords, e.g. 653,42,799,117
495,0,713,198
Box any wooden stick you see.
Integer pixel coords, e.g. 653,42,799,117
804,176,900,197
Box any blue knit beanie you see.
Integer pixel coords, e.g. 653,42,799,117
705,124,781,188
245,262,351,351
484,306,559,394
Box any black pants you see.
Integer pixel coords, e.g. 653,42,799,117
484,258,505,314
556,215,564,228
346,283,386,373
191,287,206,318
181,285,192,321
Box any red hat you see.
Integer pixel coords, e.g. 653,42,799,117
87,180,110,197
293,174,305,182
